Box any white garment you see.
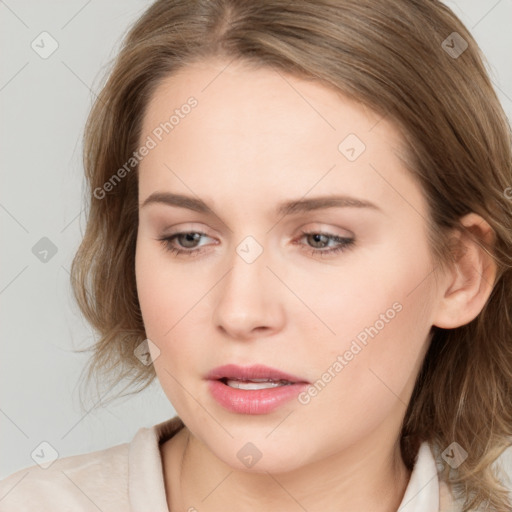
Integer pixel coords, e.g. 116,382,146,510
0,415,469,511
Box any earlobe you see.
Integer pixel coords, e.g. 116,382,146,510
432,213,497,329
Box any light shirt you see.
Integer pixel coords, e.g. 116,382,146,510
0,415,476,511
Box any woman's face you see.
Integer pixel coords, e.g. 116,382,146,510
135,58,442,472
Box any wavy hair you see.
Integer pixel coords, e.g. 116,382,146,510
70,1,512,509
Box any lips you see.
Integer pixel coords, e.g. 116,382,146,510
206,364,310,414
205,364,309,384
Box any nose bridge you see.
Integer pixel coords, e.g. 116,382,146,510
212,234,284,336
221,234,269,308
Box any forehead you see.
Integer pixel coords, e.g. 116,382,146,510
141,58,397,140
137,58,421,219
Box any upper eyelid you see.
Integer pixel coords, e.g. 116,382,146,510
161,220,353,236
165,229,353,246
165,220,353,232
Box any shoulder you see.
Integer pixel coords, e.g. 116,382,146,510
0,441,130,512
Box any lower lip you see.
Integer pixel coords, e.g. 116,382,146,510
207,379,309,414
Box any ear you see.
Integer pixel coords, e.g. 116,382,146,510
432,213,497,329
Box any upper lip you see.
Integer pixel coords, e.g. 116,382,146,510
206,364,309,383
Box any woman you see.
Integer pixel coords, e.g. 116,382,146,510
1,0,511,511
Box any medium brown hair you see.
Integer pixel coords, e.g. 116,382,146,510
71,1,512,509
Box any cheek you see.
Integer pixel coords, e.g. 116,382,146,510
300,236,436,423
135,240,177,373
135,244,169,339
135,235,216,378
135,239,197,407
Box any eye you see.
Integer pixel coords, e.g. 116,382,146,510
158,231,213,257
157,229,355,258
295,230,355,257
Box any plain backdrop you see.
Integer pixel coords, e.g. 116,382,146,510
1,0,512,479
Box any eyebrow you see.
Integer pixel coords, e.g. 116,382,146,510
140,192,380,217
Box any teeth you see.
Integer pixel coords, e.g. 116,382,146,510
225,379,293,390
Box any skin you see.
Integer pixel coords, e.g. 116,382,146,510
134,58,496,512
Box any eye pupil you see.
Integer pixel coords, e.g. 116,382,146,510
179,232,201,248
308,233,328,248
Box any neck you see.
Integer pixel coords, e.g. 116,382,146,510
162,426,411,512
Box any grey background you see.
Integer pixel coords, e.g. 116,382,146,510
1,0,511,479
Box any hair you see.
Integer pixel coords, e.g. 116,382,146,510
70,0,512,509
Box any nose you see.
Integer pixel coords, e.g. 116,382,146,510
212,240,286,340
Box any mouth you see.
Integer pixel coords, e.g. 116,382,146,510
205,363,309,385
205,364,310,414
218,377,297,390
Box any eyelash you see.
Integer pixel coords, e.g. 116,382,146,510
157,230,355,258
